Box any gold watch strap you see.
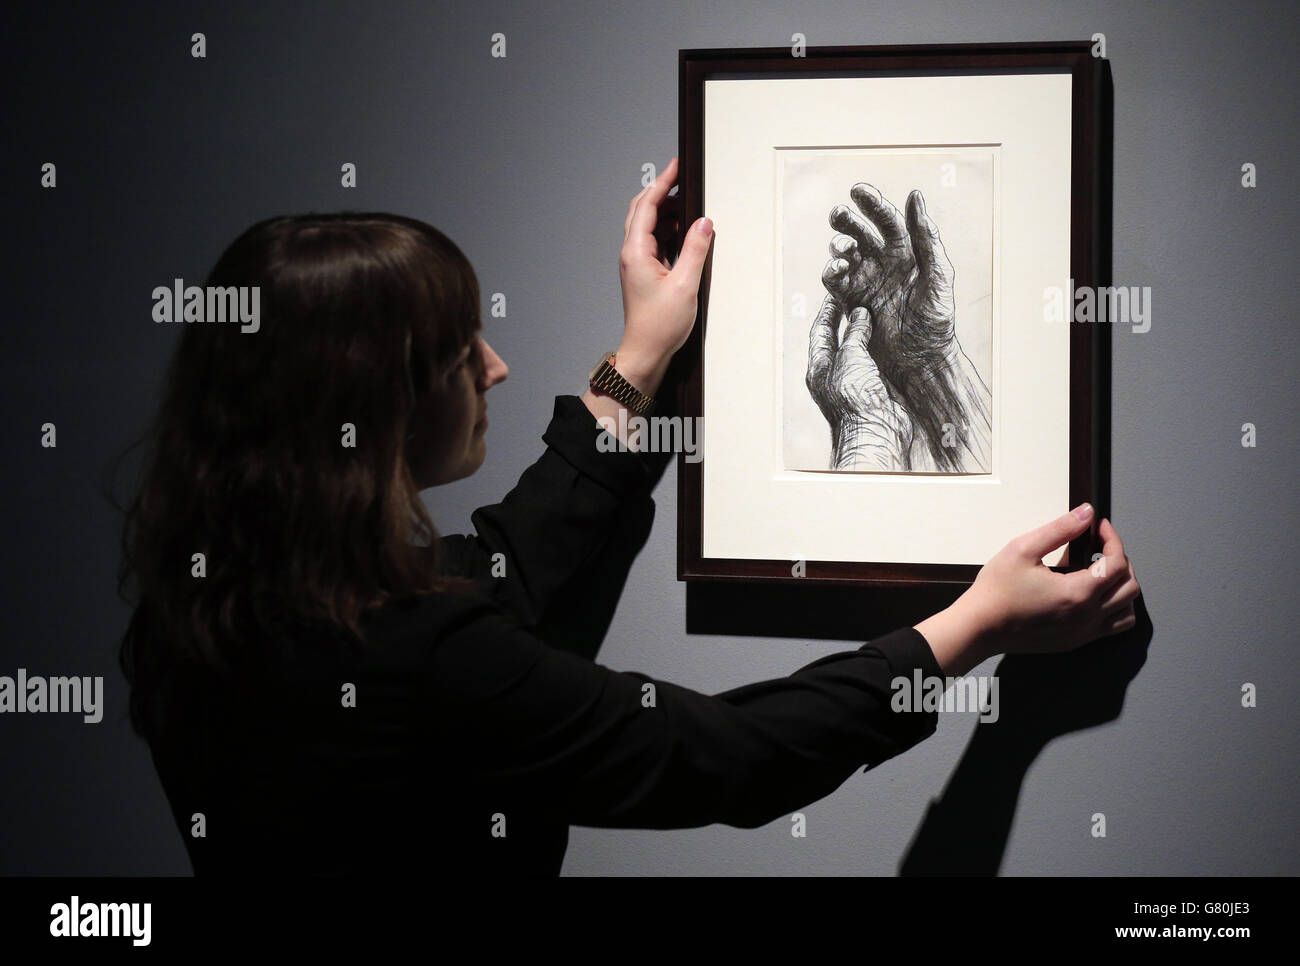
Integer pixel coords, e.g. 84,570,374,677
590,353,655,415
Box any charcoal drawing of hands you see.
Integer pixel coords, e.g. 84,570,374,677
808,183,993,472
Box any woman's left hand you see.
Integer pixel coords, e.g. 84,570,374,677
615,157,713,392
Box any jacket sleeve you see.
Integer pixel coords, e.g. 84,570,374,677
419,598,946,831
437,395,659,628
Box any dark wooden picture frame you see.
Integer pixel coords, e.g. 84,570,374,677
674,41,1113,587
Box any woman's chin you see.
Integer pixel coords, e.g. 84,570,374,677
459,439,488,478
412,442,486,488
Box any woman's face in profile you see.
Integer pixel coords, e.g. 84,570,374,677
407,334,508,489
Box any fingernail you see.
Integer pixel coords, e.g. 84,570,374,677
696,217,713,235
1072,503,1093,522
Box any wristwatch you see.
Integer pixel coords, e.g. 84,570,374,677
588,352,655,415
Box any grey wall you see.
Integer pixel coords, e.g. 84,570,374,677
3,0,1297,875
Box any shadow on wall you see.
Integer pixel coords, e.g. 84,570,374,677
898,592,1152,875
685,579,1153,876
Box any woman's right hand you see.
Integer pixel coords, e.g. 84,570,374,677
960,504,1141,657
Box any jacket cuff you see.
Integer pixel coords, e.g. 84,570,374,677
859,625,946,768
541,394,657,496
876,624,946,684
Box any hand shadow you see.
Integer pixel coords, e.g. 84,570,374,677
898,592,1153,876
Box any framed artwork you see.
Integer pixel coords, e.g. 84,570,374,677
675,41,1111,586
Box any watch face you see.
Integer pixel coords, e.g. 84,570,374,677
589,352,612,380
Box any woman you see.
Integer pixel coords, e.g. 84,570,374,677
117,158,1140,876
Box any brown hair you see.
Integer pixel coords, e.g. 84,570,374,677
116,212,480,739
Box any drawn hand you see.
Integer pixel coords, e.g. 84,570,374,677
821,184,959,397
806,295,916,470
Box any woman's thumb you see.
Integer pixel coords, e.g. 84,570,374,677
670,217,713,286
1015,503,1094,561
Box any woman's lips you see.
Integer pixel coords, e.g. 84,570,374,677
475,410,488,432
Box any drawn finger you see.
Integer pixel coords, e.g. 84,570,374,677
808,293,840,380
838,306,875,367
850,183,908,249
821,256,854,299
829,204,885,260
829,233,859,262
906,189,953,298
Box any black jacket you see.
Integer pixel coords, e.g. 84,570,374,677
136,395,945,875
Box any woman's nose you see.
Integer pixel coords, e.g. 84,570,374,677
478,337,508,388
